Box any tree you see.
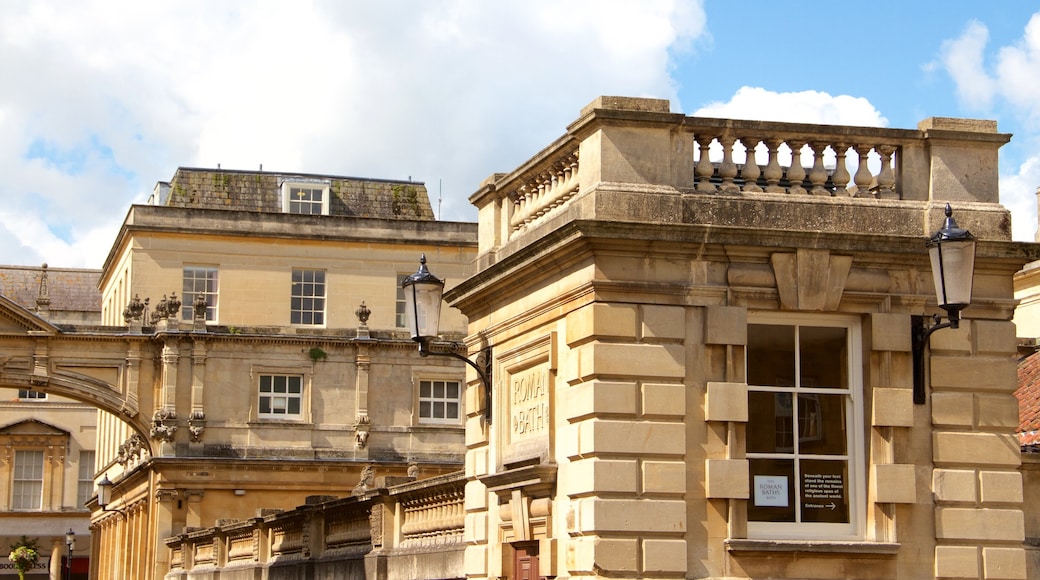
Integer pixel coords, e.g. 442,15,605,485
7,536,40,580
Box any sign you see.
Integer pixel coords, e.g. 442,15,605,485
0,556,50,575
802,472,844,509
753,475,788,507
510,369,549,440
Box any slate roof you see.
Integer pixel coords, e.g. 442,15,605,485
0,264,102,321
1015,348,1040,447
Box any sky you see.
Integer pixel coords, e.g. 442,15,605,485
3,1,1040,268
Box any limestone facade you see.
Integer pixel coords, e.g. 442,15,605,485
0,169,478,580
447,97,1038,579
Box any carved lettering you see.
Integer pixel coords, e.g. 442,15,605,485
510,370,549,438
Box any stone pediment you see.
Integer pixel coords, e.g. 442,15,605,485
0,293,60,334
0,418,68,437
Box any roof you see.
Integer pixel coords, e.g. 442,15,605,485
1015,348,1040,446
0,264,102,318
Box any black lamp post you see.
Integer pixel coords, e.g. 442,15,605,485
913,203,977,403
65,528,74,580
402,254,493,421
97,475,127,518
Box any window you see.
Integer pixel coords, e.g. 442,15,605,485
17,390,46,400
418,379,461,424
746,315,863,539
77,451,95,508
396,273,409,328
182,266,218,321
258,374,303,418
281,182,330,215
291,269,326,325
12,450,44,510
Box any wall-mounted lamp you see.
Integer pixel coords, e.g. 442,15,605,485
97,475,128,518
913,203,977,404
65,528,74,580
402,254,493,422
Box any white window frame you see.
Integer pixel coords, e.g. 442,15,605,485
12,449,44,510
745,313,865,541
77,450,95,508
290,268,326,326
281,180,330,215
17,390,47,400
396,273,409,328
182,265,219,322
417,378,463,425
257,373,305,419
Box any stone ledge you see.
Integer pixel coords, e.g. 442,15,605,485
724,539,900,555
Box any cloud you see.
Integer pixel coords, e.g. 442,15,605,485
693,87,888,127
938,12,1040,240
0,0,707,268
940,20,997,109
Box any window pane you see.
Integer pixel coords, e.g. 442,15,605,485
748,392,792,454
800,459,849,523
748,458,795,523
419,401,431,418
748,324,795,387
800,326,847,389
446,402,459,419
259,397,271,414
798,394,847,455
288,398,300,414
420,381,431,398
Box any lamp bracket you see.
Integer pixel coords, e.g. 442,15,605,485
419,339,493,423
912,313,960,405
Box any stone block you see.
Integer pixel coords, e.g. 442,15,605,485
871,387,913,427
930,355,1018,393
642,382,686,418
935,545,979,579
982,546,1027,579
872,463,916,504
464,480,487,512
465,415,487,447
566,303,638,346
932,392,974,427
974,320,1018,355
704,306,747,345
705,381,748,422
871,313,912,352
642,539,687,573
642,305,686,340
935,508,1024,541
577,419,686,457
566,537,638,574
463,545,487,576
933,469,977,503
976,394,1020,429
930,325,972,352
643,461,687,495
979,471,1023,504
466,447,488,478
561,381,637,420
575,342,685,381
565,459,638,496
464,512,487,543
577,498,686,533
705,459,749,499
933,432,1021,467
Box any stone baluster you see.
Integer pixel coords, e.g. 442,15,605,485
830,143,852,196
807,142,830,195
762,138,784,193
786,141,807,195
740,137,762,192
876,145,897,199
694,135,716,192
853,145,874,198
718,135,739,194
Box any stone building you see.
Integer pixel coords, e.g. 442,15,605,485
0,264,101,579
449,97,1037,579
163,98,1040,580
0,168,478,579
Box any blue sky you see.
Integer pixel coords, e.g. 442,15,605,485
2,1,1040,268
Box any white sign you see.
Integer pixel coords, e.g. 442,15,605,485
754,475,788,507
0,556,50,575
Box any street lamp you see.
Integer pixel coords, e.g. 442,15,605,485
402,254,493,422
913,203,977,403
65,528,74,580
97,475,127,518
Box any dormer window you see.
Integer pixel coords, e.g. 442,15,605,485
281,180,330,215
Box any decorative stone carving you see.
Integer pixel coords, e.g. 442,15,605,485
352,464,375,496
117,434,146,465
770,249,852,311
354,415,370,448
407,463,419,478
356,301,371,339
151,408,178,442
187,410,206,442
